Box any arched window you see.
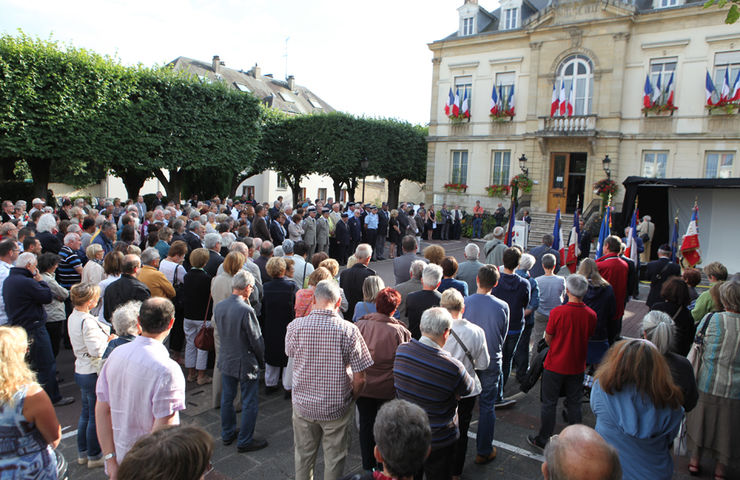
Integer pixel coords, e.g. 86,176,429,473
556,55,594,116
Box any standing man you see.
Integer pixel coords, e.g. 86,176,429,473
334,212,350,266
339,244,376,320
301,206,317,258
393,235,425,285
316,208,330,255
250,205,272,243
376,203,389,261
456,243,484,295
530,234,561,278
348,209,363,257
596,236,629,343
363,206,379,261
483,227,507,266
393,307,475,479
96,298,186,476
92,221,116,256
286,280,373,480
0,239,20,326
531,254,566,362
405,264,443,339
135,196,147,220
472,200,484,239
103,254,151,322
439,204,451,241
493,203,506,227
451,205,463,240
643,244,681,308
528,274,596,450
396,260,426,325
637,215,655,263
56,233,83,290
215,271,267,452
3,252,74,406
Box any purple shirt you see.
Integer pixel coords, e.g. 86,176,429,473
96,335,186,460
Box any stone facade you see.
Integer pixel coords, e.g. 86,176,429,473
427,0,740,214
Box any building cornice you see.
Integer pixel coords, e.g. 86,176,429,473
641,39,690,49
489,56,524,65
705,32,740,43
448,61,481,70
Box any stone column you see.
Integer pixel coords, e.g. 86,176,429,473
609,33,630,118
526,41,543,123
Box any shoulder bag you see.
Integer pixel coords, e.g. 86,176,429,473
171,264,185,310
686,312,714,376
449,328,477,371
194,295,215,352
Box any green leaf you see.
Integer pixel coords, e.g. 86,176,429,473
703,0,716,8
726,3,740,22
717,0,727,8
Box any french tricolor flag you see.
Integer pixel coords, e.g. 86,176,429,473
565,209,580,273
644,74,654,108
565,81,575,116
490,84,499,115
444,87,454,116
552,208,566,265
550,82,559,118
506,83,515,116
721,68,731,102
652,71,662,104
462,89,470,118
680,205,701,267
452,89,461,116
706,71,717,106
624,208,639,266
558,81,567,116
664,72,675,107
730,70,740,102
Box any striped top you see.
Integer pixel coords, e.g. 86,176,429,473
56,245,82,288
697,311,740,399
394,337,475,449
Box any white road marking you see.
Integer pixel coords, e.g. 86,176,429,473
466,431,545,463
61,429,78,440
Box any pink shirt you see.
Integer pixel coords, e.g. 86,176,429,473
96,335,186,460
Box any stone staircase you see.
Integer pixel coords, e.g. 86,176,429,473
526,211,560,250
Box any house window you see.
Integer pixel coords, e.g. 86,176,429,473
503,8,518,30
299,188,307,202
455,75,473,104
277,174,287,190
241,186,255,200
491,151,511,185
462,17,474,36
642,151,668,178
649,58,677,105
495,72,516,112
451,151,468,185
340,189,347,202
659,0,678,7
317,188,327,201
705,152,734,178
556,55,593,115
712,51,740,104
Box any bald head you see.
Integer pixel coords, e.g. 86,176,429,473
542,425,621,480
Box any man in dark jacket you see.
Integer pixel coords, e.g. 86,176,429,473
250,205,272,242
376,203,389,261
104,254,151,321
203,233,224,278
530,234,561,278
3,252,73,406
339,244,376,320
643,244,681,307
334,213,351,266
348,209,363,256
405,264,443,339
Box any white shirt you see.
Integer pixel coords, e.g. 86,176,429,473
159,259,186,285
96,274,121,324
68,309,111,374
287,255,314,288
443,317,490,397
0,260,13,325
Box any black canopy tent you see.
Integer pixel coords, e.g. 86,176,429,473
620,177,740,261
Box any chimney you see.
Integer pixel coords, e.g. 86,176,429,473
212,55,221,74
287,75,295,91
252,63,261,79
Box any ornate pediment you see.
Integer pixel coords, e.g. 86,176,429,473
527,0,635,29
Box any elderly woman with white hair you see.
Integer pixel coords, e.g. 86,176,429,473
513,252,540,383
35,213,61,254
102,301,142,360
351,275,385,322
82,243,105,285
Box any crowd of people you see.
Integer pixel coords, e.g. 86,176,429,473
0,192,738,480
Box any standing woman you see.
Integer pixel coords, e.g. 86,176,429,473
183,248,213,385
261,257,298,394
577,258,617,367
81,243,105,285
388,209,401,259
288,214,304,242
425,204,435,241
96,251,123,321
0,326,61,478
68,283,115,469
686,277,740,479
159,241,188,363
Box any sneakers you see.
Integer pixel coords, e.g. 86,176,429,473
196,375,212,385
77,457,87,465
527,435,546,451
474,447,498,465
53,396,75,407
237,438,268,453
494,397,517,409
222,429,239,446
87,457,105,469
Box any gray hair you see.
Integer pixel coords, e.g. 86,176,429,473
313,279,341,305
642,310,675,355
63,232,79,246
519,253,535,271
543,425,622,480
719,275,740,312
187,220,201,231
421,263,443,288
112,301,142,336
172,219,185,232
36,213,57,233
464,243,480,260
565,274,589,299
140,247,160,266
204,233,222,249
409,260,426,280
16,252,38,269
231,270,255,291
67,224,81,234
362,275,385,302
542,253,557,270
282,239,295,255
420,307,452,337
220,232,235,248
355,243,373,260
229,241,248,255
373,400,431,478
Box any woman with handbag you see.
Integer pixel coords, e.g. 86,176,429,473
67,282,115,469
261,257,297,394
159,240,188,363
183,248,213,385
686,276,740,479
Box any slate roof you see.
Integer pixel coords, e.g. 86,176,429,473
168,56,334,116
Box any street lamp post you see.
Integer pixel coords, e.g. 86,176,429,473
602,155,612,180
361,157,369,204
518,154,529,176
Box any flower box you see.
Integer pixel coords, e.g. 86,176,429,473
444,183,468,193
486,184,511,198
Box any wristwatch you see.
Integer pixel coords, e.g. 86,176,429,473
103,452,116,462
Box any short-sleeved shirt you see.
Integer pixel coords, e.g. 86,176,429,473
286,308,373,421
56,245,82,288
96,335,186,460
364,212,379,230
544,302,597,375
473,206,484,218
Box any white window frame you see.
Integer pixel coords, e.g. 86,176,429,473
317,188,327,201
462,17,474,36
712,51,740,104
451,151,468,185
503,8,518,30
454,75,473,105
276,174,287,190
556,55,594,116
705,152,735,178
649,57,677,106
642,151,668,178
491,151,511,185
659,0,678,8
495,72,516,112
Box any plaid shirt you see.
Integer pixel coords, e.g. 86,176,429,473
286,308,373,421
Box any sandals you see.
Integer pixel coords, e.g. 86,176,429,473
688,462,701,476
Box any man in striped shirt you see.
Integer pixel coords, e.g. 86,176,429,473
394,307,475,480
56,232,83,289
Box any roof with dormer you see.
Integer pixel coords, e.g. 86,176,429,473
168,56,334,116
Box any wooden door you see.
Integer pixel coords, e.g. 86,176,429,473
548,153,570,213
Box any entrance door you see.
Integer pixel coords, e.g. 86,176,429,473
548,152,587,213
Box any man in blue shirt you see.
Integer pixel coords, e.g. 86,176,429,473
364,206,379,261
464,264,509,465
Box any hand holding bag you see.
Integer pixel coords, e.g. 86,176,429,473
194,295,214,352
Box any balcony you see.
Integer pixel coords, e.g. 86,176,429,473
538,115,597,136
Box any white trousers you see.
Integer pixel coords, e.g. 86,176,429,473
183,318,210,371
265,362,292,389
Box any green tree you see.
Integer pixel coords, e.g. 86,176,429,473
704,0,740,23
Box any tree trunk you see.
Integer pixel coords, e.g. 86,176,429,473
0,158,17,181
386,178,401,210
154,169,184,203
116,168,150,201
332,178,344,203
347,178,358,203
287,175,302,207
27,158,50,199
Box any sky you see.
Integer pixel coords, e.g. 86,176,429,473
0,0,499,125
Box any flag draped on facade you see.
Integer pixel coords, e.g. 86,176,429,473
558,80,567,116
491,84,499,115
652,71,662,104
551,82,559,117
644,74,654,108
445,87,453,115
721,68,731,102
680,203,701,267
565,208,580,273
506,84,515,115
706,71,717,106
462,89,470,118
665,72,675,107
731,70,740,102
452,89,461,116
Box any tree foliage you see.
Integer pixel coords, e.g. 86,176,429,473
704,0,740,23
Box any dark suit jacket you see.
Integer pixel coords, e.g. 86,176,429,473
104,274,151,322
335,220,350,246
405,289,442,339
204,249,224,278
339,263,376,320
530,244,561,278
251,216,272,242
377,210,389,237
269,219,285,246
644,257,681,307
254,255,272,283
348,217,362,243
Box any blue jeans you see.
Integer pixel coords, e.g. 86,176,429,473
29,326,61,403
476,363,501,456
498,332,521,402
75,372,101,458
472,218,483,238
221,374,259,448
